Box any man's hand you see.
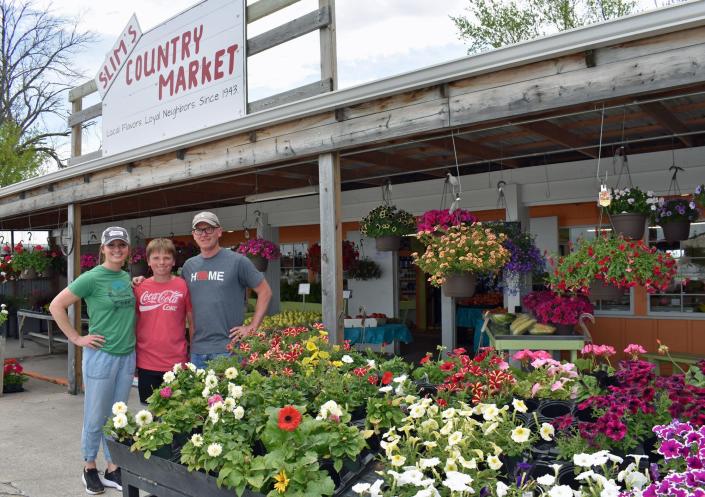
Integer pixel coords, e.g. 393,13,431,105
132,276,146,287
229,324,256,341
74,334,105,349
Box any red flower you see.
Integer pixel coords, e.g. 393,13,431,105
367,374,378,385
281,367,294,377
420,354,431,365
436,398,448,407
440,361,455,372
277,406,302,431
381,371,393,385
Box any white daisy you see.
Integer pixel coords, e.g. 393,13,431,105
341,355,354,364
191,434,203,447
162,371,176,384
224,367,238,380
207,443,222,457
112,414,128,429
112,402,128,415
233,406,245,419
134,410,153,427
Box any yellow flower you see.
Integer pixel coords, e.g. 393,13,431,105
332,360,343,367
273,469,289,494
306,341,318,352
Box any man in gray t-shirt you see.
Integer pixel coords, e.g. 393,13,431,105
182,211,272,369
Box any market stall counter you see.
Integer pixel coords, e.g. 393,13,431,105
343,323,412,355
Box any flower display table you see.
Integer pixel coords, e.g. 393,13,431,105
17,309,90,353
343,323,412,354
107,439,377,497
484,327,588,362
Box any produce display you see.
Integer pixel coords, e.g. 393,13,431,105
244,310,322,330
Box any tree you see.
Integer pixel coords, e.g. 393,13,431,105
451,0,678,55
0,121,46,186
0,0,94,169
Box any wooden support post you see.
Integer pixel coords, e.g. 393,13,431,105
318,152,343,343
504,183,530,313
441,295,456,351
256,213,280,315
67,203,83,395
319,0,337,90
71,100,82,158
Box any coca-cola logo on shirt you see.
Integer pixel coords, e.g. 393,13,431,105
139,290,183,312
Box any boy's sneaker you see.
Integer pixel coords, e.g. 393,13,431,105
82,468,105,494
101,468,122,491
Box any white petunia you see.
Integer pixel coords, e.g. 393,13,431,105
224,367,239,379
540,422,555,441
537,474,556,486
318,400,344,420
444,458,458,472
511,426,530,443
366,359,376,369
379,386,393,393
442,471,473,493
196,368,205,376
186,362,197,372
419,457,440,469
441,407,457,419
233,406,245,419
409,404,426,419
392,374,407,383
483,404,499,420
422,441,437,448
205,374,218,389
172,363,182,373
548,485,574,497
228,383,243,399
201,387,210,398
575,470,595,481
440,420,454,435
591,451,610,466
207,443,222,457
389,454,406,467
420,419,439,431
624,471,648,490
112,414,128,429
352,482,371,494
162,371,176,384
134,410,153,427
512,399,528,413
448,431,463,446
487,455,502,470
496,481,509,497
112,402,128,415
341,354,354,364
573,453,594,468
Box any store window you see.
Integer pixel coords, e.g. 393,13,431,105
279,242,309,283
647,223,705,316
558,227,633,314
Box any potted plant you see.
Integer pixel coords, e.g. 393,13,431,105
306,241,359,275
3,358,28,393
412,223,510,298
80,253,98,272
522,291,593,334
360,205,416,251
491,224,545,294
347,258,382,280
605,187,659,239
548,235,677,301
655,197,699,243
416,207,476,233
235,238,281,272
129,246,149,277
9,243,50,280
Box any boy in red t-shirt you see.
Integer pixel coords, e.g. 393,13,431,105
134,238,192,403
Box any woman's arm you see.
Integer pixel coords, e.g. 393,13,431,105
49,288,105,349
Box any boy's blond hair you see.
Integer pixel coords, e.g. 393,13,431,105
146,238,176,259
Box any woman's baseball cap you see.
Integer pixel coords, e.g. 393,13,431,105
101,227,130,245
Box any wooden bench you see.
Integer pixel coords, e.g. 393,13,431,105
643,352,703,375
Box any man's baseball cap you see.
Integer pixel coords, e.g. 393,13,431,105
101,227,130,245
192,211,220,229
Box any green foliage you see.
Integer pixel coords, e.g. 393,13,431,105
0,122,46,187
360,205,416,238
451,0,646,55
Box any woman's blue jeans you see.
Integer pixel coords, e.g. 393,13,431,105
81,348,135,463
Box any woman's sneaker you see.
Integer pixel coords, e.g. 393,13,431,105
101,468,122,490
82,468,105,494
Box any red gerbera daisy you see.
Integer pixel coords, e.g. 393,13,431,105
381,371,394,385
278,406,302,431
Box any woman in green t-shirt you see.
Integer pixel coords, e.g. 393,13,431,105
49,226,136,495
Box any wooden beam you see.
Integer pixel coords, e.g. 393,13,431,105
68,79,97,102
68,203,82,395
70,100,82,159
248,79,333,113
639,101,695,146
247,7,331,56
68,149,103,166
352,150,447,177
518,121,598,158
318,152,343,343
68,103,102,127
319,0,337,91
247,0,301,23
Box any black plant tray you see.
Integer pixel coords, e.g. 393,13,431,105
108,439,378,497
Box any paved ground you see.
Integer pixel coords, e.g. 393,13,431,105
0,336,142,497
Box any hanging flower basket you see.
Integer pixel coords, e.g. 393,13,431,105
19,267,37,280
248,254,268,272
374,235,401,252
609,213,647,240
442,272,477,298
588,280,625,302
661,219,691,243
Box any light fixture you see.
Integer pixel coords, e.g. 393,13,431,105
244,185,319,203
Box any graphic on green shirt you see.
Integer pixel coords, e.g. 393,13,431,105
68,266,136,355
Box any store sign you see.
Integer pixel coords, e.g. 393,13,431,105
95,14,142,98
101,0,246,156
